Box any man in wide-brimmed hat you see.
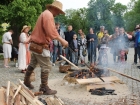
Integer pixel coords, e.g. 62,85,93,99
24,0,68,95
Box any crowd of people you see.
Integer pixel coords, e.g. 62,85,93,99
1,0,140,95
48,25,133,67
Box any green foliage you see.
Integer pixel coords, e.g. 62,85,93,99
0,27,4,44
111,3,127,28
124,0,140,31
55,8,89,34
0,0,54,45
0,0,13,5
87,0,115,34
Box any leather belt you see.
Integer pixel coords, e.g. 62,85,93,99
43,44,49,50
31,42,50,50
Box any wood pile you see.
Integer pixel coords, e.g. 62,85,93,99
0,79,65,105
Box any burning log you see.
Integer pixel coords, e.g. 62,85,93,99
69,68,104,79
60,55,105,82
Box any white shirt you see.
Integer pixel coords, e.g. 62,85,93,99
2,32,12,43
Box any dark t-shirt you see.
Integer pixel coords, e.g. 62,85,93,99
65,30,76,44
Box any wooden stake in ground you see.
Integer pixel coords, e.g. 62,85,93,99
107,68,140,82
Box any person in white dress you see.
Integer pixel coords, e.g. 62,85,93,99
18,25,31,73
2,30,13,68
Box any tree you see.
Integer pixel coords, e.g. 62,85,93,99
0,0,54,46
111,3,127,28
87,0,115,33
0,0,13,5
55,8,89,34
124,0,140,31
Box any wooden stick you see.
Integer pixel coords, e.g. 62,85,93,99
60,55,80,70
11,82,37,105
14,94,20,105
6,81,10,105
9,86,15,104
13,85,21,99
21,96,26,105
107,68,140,82
19,79,35,98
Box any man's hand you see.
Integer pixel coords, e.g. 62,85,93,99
61,38,68,48
90,38,94,41
75,49,78,52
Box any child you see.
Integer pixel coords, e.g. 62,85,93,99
98,31,109,65
70,34,78,66
78,33,87,67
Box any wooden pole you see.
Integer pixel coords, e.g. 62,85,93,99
107,68,140,82
60,55,80,70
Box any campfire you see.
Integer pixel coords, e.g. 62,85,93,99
68,67,106,79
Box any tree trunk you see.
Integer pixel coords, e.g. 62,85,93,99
11,25,20,47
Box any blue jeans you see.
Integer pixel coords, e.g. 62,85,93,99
87,42,96,63
57,46,62,60
72,51,78,64
53,46,58,63
65,47,72,62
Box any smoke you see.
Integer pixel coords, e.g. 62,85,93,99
97,27,131,68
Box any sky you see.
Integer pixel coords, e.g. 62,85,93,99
58,0,130,11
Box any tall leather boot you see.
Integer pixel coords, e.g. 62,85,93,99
39,71,57,95
24,66,34,89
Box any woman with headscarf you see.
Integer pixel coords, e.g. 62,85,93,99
18,25,31,73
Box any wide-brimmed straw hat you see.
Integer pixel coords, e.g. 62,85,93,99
21,25,31,32
46,0,65,15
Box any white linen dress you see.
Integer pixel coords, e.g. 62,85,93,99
18,32,29,70
2,32,12,58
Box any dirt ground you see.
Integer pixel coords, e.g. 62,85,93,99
0,48,140,105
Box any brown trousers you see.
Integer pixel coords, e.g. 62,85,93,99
29,53,52,72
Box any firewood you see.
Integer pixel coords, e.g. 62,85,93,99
54,95,64,105
0,88,6,105
11,82,37,105
19,79,35,98
35,99,44,105
26,100,31,105
13,85,21,99
8,96,13,105
21,95,26,105
45,97,54,105
19,90,37,105
6,81,10,104
76,76,120,84
54,98,63,105
14,94,20,105
9,86,15,104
